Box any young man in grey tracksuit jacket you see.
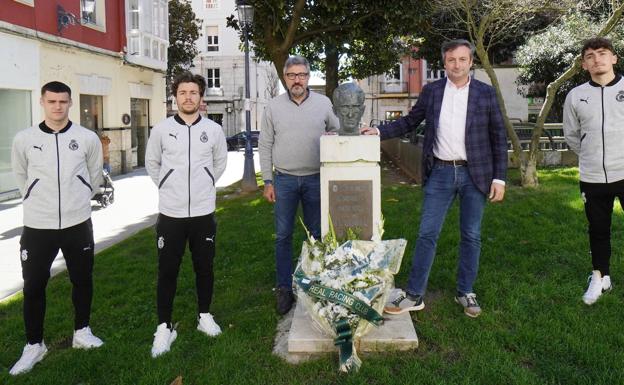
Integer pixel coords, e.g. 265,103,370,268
563,37,624,305
145,72,227,357
9,81,104,376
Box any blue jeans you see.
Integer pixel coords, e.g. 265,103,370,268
274,172,321,289
406,163,487,296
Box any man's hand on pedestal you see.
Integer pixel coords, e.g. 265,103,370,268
359,126,379,135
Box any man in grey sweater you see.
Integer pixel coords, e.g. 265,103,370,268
259,56,339,314
563,37,624,305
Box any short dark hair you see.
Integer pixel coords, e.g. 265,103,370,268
441,39,475,62
581,37,615,57
171,71,206,97
41,81,71,97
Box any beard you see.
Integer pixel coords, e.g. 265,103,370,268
179,103,200,114
289,84,306,98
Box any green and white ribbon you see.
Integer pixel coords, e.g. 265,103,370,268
293,268,384,326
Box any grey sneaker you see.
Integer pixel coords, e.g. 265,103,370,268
455,292,481,318
384,290,425,314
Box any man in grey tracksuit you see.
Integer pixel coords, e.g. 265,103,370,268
145,72,227,357
9,81,103,376
563,37,624,305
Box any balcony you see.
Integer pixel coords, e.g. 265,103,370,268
380,81,408,94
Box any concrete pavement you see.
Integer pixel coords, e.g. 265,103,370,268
0,150,260,301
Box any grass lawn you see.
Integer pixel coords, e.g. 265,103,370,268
1,165,623,385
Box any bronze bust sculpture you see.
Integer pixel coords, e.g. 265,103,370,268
332,82,365,136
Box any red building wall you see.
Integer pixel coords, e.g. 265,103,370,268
0,0,126,53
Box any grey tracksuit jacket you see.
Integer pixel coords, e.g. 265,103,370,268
145,115,227,218
563,74,624,183
11,121,103,229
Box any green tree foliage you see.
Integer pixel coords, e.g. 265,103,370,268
227,0,426,97
516,11,624,121
167,0,202,92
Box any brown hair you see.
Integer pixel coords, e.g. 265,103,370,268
581,37,615,58
171,71,206,97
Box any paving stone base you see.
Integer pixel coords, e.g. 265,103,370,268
288,301,418,354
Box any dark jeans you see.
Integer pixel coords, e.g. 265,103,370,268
273,172,321,289
20,219,95,344
580,179,624,276
156,213,216,324
406,163,487,296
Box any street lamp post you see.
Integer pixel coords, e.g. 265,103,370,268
237,0,257,191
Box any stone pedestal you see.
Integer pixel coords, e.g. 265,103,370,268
284,137,418,360
320,135,381,240
288,300,418,353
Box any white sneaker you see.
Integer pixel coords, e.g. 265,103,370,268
583,270,612,305
151,323,177,358
72,326,104,349
9,342,48,375
197,313,222,337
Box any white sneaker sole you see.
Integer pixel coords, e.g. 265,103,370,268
151,330,177,358
583,285,612,305
197,324,221,337
383,302,425,315
72,339,104,349
9,348,48,376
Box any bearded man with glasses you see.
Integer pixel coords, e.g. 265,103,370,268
259,56,339,315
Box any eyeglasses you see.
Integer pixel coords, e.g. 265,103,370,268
285,72,310,80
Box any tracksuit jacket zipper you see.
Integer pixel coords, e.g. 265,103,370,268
600,87,608,183
55,133,61,229
188,124,192,217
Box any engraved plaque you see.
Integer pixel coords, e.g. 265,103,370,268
328,180,373,240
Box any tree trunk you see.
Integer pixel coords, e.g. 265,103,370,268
324,44,340,98
475,44,533,185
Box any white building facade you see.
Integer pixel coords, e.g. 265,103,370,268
189,0,278,137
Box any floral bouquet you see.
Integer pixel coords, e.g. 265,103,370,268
293,218,407,372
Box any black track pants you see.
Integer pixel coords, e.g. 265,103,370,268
20,219,95,344
155,213,216,324
580,180,624,276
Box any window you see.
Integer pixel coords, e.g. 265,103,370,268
80,95,104,133
385,111,402,121
81,0,105,29
160,43,167,62
129,0,139,30
143,36,151,57
125,0,169,70
206,26,219,52
81,0,96,24
425,61,445,81
0,89,31,194
205,0,219,9
206,68,221,89
386,64,402,82
152,40,159,60
207,113,223,126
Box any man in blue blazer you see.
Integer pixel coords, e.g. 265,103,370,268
362,39,507,318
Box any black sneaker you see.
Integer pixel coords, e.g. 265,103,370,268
384,290,425,314
276,287,294,315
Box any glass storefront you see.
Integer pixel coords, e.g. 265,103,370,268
0,89,32,195
131,98,149,167
80,94,104,133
